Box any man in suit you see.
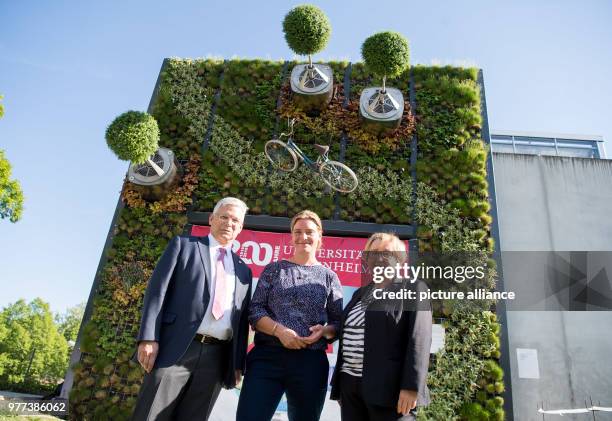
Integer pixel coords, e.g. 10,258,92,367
131,197,253,421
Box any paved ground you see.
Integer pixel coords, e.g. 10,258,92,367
0,392,43,400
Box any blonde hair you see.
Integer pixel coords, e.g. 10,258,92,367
290,210,323,233
364,232,407,261
290,210,323,250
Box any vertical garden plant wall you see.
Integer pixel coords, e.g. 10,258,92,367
69,58,506,421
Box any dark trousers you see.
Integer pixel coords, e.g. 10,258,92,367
131,340,226,421
339,373,416,421
236,345,329,421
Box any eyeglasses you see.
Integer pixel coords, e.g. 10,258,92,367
363,251,399,261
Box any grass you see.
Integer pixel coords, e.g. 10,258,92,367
0,409,63,420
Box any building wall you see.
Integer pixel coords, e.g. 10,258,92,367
493,153,612,420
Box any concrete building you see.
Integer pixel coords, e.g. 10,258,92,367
491,131,612,420
491,130,605,159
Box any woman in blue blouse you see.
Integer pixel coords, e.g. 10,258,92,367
236,210,343,421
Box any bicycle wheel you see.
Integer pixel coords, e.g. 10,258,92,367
264,139,298,172
319,161,358,193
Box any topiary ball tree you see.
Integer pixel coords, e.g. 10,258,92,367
105,111,160,164
283,4,331,67
361,31,410,92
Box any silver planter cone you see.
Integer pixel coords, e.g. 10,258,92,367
290,63,334,112
359,87,404,133
127,147,181,201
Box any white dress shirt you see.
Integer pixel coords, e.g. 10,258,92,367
197,234,236,340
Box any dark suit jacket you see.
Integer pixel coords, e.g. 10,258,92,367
136,235,252,389
330,281,432,408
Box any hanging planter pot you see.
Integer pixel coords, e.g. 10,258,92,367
359,31,410,134
359,85,404,133
283,5,333,112
127,147,181,201
290,63,334,112
106,111,181,202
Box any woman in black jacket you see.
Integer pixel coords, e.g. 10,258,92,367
330,233,432,421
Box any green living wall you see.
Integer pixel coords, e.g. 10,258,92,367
69,58,505,421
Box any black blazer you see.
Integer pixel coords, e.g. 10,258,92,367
136,235,252,389
330,281,432,408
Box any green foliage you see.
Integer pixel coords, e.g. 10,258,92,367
108,208,186,262
105,111,160,163
339,168,412,223
416,141,490,237
361,31,410,78
459,402,489,421
55,302,85,343
217,59,285,143
413,66,481,155
282,5,331,56
73,59,503,419
0,299,68,393
0,96,24,223
483,360,504,382
420,311,499,420
416,183,486,252
152,58,221,160
0,149,24,223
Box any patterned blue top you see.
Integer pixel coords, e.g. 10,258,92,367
249,260,343,350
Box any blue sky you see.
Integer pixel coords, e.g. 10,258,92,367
1,0,611,314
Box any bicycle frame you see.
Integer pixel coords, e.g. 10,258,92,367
285,137,326,170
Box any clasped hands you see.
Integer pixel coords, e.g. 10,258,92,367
275,324,330,349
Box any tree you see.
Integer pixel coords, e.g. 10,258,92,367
282,4,331,67
0,319,8,378
0,299,68,392
361,31,410,92
0,150,24,222
55,302,85,343
0,94,24,223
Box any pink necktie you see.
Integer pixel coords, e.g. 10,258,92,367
212,248,227,320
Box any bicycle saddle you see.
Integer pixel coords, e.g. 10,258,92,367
314,144,329,155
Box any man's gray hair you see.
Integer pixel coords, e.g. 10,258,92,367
213,197,249,216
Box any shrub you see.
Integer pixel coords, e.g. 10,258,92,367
361,31,410,79
105,111,160,164
282,5,331,56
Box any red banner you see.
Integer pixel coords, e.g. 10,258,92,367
191,226,396,287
